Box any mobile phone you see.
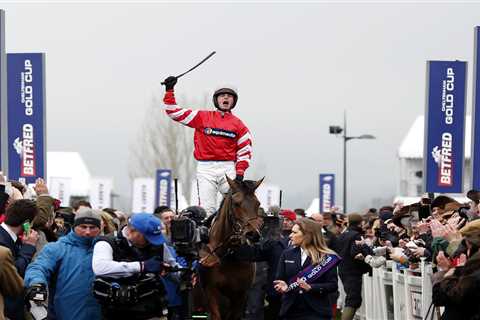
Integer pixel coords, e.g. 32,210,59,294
22,221,31,237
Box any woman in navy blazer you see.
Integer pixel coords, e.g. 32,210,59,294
274,218,339,320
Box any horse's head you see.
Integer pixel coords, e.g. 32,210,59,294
225,176,264,243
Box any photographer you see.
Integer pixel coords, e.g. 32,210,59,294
92,213,177,319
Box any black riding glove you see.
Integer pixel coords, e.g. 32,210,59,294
235,175,244,182
26,283,47,302
163,76,177,91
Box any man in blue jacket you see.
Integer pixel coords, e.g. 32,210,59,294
24,208,102,320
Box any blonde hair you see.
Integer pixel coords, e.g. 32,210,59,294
295,218,338,264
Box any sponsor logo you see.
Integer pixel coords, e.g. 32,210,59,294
322,183,332,211
157,172,171,206
21,59,33,116
13,124,36,177
441,68,454,125
432,132,453,186
204,127,237,139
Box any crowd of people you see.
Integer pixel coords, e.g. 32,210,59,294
1,168,480,320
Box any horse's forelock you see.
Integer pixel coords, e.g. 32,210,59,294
237,180,258,195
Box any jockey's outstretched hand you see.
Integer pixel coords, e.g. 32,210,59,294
235,175,244,182
163,76,177,91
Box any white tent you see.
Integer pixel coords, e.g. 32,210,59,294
46,151,91,196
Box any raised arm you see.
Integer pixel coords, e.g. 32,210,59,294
162,76,203,129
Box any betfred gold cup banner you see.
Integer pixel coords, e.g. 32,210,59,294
7,53,46,183
424,61,467,193
472,27,480,189
155,169,172,207
0,11,6,171
319,174,335,212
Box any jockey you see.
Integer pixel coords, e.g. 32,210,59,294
161,76,253,217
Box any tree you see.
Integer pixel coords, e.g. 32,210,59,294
129,91,209,204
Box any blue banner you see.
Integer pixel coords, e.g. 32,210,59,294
319,174,335,212
424,61,467,193
7,53,46,184
0,11,6,171
155,169,172,207
472,27,480,190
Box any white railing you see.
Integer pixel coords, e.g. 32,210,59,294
351,259,433,320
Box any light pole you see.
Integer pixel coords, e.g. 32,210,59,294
329,111,375,213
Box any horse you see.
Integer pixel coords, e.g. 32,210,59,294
197,176,264,320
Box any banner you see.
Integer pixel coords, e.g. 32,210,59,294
49,177,72,207
255,184,281,210
132,177,155,213
319,174,335,212
89,178,113,209
155,169,172,207
0,11,6,171
7,53,46,184
472,27,480,189
424,61,467,193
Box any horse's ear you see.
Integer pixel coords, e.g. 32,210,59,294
253,177,265,191
226,175,239,190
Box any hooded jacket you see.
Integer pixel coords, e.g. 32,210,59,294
24,231,101,320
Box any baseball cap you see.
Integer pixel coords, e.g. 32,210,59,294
128,213,165,245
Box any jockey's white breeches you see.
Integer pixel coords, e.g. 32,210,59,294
196,161,236,217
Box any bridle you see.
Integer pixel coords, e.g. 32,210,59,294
204,191,261,261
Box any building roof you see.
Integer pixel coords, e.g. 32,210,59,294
46,151,91,196
398,115,472,159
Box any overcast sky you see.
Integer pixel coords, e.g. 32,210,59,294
2,2,480,212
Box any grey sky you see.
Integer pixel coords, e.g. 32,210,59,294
2,2,479,212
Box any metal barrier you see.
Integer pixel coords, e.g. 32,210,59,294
354,259,433,320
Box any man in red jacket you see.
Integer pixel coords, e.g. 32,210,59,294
162,76,252,217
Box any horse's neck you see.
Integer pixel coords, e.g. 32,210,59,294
210,197,233,245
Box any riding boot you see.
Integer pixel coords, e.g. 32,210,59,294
341,307,357,320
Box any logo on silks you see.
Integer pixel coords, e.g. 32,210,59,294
424,61,467,193
204,127,237,139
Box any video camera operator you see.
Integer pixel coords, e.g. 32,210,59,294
92,213,178,320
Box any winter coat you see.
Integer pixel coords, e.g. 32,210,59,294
24,231,101,320
0,246,23,320
336,226,372,276
432,251,480,320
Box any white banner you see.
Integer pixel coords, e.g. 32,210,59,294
89,177,113,209
255,183,281,210
132,177,155,213
48,177,72,206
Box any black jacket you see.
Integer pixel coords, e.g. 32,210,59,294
275,247,338,318
229,237,290,297
432,252,480,320
336,226,371,275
